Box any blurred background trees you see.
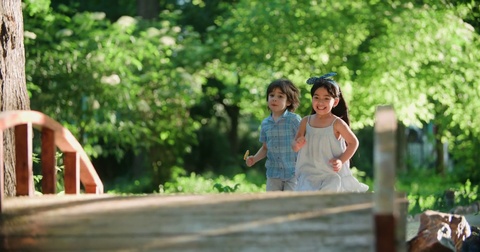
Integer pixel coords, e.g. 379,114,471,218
19,0,480,209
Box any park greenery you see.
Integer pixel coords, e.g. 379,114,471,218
23,0,479,216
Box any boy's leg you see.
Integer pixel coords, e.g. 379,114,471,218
283,177,297,191
266,178,283,191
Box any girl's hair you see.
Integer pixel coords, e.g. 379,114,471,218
266,79,300,112
308,77,350,126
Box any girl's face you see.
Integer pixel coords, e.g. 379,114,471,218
268,88,290,115
312,87,339,115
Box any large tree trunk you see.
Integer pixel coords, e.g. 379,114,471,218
0,0,30,196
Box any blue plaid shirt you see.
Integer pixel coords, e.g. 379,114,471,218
259,110,301,179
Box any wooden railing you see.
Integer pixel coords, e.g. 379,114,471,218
0,110,103,212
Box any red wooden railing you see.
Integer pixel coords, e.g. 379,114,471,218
0,110,103,212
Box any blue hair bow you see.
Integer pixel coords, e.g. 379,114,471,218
306,72,337,85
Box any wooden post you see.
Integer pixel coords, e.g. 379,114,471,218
41,128,57,194
64,152,80,194
15,123,34,196
84,184,100,194
374,105,397,252
0,130,3,212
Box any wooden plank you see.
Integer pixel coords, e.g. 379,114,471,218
64,152,79,194
84,184,101,194
396,192,408,252
1,192,395,251
14,123,33,196
79,154,104,194
41,128,57,194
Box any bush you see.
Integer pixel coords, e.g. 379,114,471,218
397,169,479,215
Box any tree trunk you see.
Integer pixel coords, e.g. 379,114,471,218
136,0,160,20
433,123,446,175
225,105,239,155
0,0,30,196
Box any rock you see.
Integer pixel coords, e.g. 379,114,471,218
450,202,480,215
407,210,471,252
461,226,480,252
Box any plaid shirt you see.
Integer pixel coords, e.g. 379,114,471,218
259,110,301,179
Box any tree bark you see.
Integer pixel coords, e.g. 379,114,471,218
434,123,446,175
0,0,30,196
136,0,160,20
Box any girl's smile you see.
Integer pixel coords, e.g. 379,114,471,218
311,87,338,115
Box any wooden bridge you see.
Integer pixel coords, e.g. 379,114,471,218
0,110,103,205
1,191,408,251
0,108,408,251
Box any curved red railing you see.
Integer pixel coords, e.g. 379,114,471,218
0,110,103,212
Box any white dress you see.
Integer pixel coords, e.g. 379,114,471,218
295,116,369,192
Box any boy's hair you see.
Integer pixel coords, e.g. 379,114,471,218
266,79,300,112
308,76,350,126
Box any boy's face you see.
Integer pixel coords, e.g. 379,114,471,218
268,88,290,114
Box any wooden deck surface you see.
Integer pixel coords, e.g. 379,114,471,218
0,191,403,252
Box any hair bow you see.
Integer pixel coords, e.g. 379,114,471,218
306,72,337,85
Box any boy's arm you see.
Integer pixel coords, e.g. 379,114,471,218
246,143,267,167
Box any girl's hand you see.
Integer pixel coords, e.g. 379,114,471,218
245,156,255,167
292,136,306,152
329,158,342,172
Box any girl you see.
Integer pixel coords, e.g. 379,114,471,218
292,72,368,192
245,79,301,191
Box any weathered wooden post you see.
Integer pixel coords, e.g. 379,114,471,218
41,128,57,194
15,123,34,196
0,130,3,212
374,105,398,252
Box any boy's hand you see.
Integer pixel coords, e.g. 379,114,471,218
245,156,255,167
244,150,255,167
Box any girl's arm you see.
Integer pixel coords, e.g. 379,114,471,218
330,119,359,171
292,116,308,152
246,143,267,167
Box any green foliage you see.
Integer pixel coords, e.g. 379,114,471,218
213,183,240,193
21,0,480,191
32,152,66,194
351,166,373,191
50,0,136,22
23,2,206,185
105,175,154,195
24,0,52,16
159,172,265,194
456,180,479,204
25,7,202,157
397,169,479,215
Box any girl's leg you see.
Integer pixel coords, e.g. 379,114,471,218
320,173,342,192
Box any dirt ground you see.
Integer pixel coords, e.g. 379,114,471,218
406,213,480,241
